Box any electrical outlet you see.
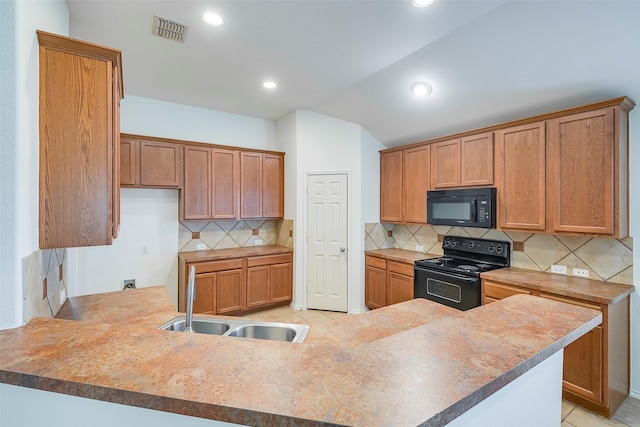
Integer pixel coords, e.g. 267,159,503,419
141,246,149,255
254,239,263,246
196,243,206,250
550,264,567,274
573,268,589,278
123,279,136,290
416,245,424,252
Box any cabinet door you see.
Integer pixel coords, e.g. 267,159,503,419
547,108,615,235
495,122,546,231
240,152,263,218
120,138,138,185
246,266,270,309
388,272,413,305
403,145,430,223
270,262,292,303
183,146,212,220
139,140,182,187
212,148,239,219
388,261,414,304
563,326,604,403
431,139,461,188
193,274,215,314
461,132,494,186
380,151,403,222
216,269,244,314
365,266,387,309
38,33,119,248
262,154,284,218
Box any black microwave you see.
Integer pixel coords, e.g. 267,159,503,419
427,188,496,228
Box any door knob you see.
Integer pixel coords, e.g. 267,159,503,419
340,247,346,252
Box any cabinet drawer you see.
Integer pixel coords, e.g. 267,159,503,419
388,261,414,277
366,256,387,269
483,280,531,300
539,293,602,312
192,259,243,274
247,253,292,267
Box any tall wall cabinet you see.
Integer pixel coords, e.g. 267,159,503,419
38,31,124,248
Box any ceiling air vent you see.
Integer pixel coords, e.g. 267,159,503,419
152,15,187,43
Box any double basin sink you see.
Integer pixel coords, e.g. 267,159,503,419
158,316,310,343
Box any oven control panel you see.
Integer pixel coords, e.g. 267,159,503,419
442,236,509,257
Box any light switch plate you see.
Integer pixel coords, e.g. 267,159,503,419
196,243,206,250
573,268,589,278
416,245,424,252
550,265,567,274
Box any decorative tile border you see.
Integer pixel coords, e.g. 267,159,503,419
365,223,633,285
180,219,294,252
23,248,68,323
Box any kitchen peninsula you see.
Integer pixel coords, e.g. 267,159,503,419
1,287,601,427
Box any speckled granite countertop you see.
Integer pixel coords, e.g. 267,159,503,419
481,267,634,305
1,287,601,427
179,245,292,263
365,248,437,263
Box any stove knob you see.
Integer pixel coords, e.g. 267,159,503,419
496,245,503,253
468,241,475,249
488,244,495,252
451,240,457,247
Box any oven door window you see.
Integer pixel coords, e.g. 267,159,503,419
427,278,462,303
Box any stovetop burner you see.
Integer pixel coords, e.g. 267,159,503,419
414,236,511,277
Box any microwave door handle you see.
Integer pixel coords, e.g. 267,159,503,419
470,199,477,223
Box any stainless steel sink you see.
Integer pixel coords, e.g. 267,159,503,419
227,323,308,343
159,318,230,335
158,316,309,343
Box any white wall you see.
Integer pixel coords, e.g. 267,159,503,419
281,110,380,313
69,96,277,304
0,0,68,328
361,128,385,223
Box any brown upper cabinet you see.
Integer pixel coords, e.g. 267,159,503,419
37,31,123,248
403,145,431,223
380,146,430,224
430,132,494,189
380,151,403,222
546,107,625,236
182,145,239,220
120,135,182,188
240,152,284,219
495,122,547,231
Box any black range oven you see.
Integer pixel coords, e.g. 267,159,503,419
414,236,510,311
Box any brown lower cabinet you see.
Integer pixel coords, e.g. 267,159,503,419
365,256,414,309
482,279,629,418
179,252,293,315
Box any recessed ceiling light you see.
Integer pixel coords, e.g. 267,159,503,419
411,82,433,97
411,0,436,7
202,12,224,27
263,81,277,89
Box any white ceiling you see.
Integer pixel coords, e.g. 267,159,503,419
66,0,640,148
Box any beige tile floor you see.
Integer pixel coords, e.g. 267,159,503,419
244,306,640,427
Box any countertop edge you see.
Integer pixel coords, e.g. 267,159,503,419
480,268,634,305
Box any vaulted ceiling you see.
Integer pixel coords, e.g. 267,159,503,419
67,0,640,148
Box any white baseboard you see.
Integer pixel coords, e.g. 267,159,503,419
630,389,640,400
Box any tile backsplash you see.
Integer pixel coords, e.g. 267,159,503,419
365,223,633,285
22,248,68,323
179,219,294,252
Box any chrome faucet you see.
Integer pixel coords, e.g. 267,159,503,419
184,265,196,333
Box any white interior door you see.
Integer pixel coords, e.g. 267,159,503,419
306,174,348,312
